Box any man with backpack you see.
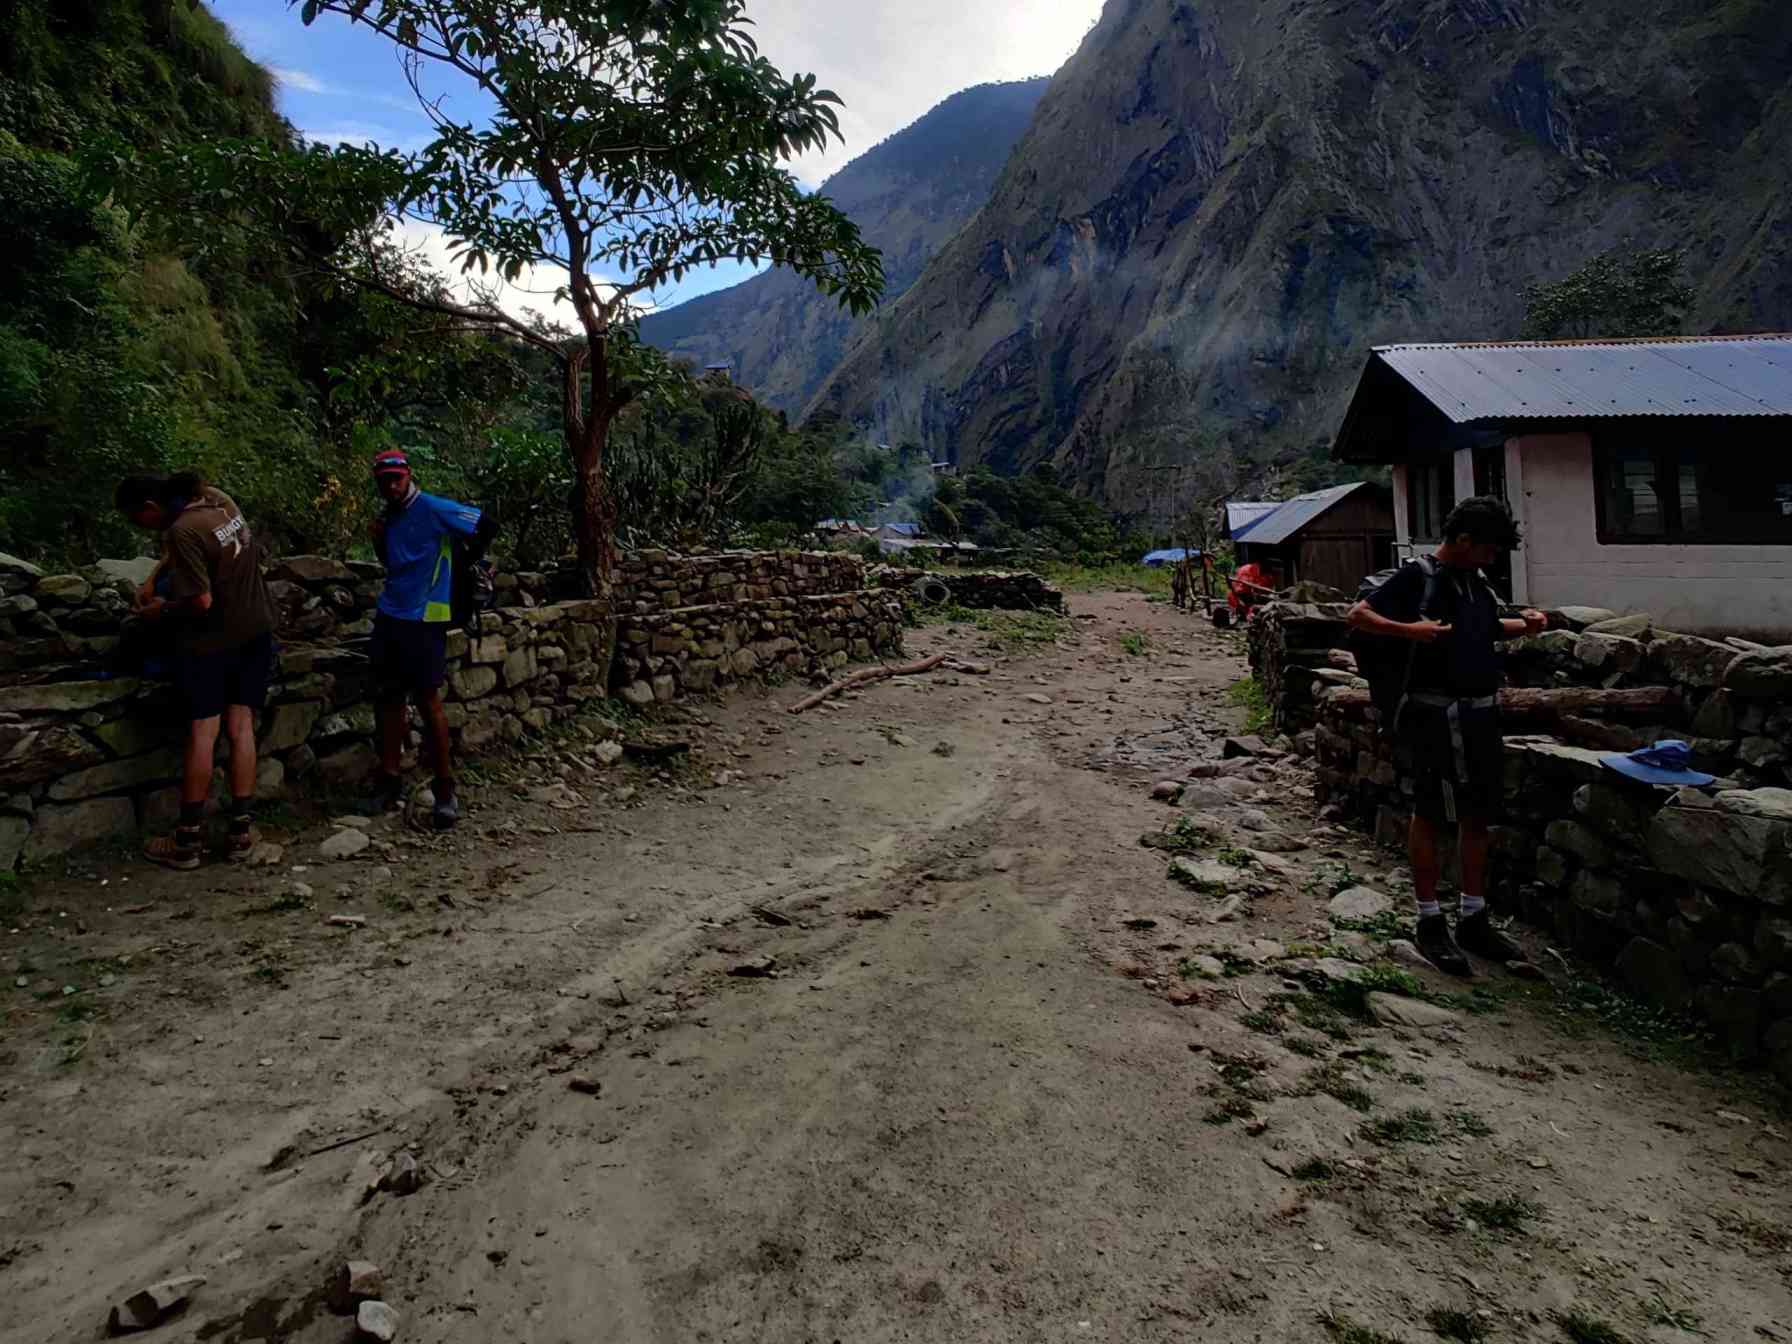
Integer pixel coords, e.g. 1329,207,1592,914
361,449,497,830
1346,496,1548,975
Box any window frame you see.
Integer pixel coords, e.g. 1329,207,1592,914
1592,430,1789,547
1406,458,1455,544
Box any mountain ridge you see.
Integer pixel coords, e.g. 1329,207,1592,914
805,0,1792,522
637,78,1049,411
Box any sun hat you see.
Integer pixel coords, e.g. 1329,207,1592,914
371,449,411,476
1599,740,1715,788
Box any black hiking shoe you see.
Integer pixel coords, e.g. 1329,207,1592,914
1456,910,1522,964
431,790,460,832
1415,914,1471,977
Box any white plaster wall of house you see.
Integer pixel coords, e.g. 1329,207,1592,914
1516,431,1792,638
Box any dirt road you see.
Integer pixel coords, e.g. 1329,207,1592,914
3,590,1788,1343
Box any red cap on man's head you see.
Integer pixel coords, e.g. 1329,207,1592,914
371,450,411,477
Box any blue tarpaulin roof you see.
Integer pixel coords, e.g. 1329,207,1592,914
1230,482,1368,545
1141,548,1200,566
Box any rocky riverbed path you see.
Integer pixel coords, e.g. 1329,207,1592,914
2,589,1788,1343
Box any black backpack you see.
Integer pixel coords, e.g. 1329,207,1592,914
449,506,497,631
1348,555,1445,731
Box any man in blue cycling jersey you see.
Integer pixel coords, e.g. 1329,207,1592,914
362,449,496,829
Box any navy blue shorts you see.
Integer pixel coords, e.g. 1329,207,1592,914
176,631,275,722
369,613,448,702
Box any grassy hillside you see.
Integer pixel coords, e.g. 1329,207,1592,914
0,0,334,564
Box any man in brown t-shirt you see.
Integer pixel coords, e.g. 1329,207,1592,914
116,471,277,870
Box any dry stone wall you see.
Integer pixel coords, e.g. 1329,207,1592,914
871,566,1066,612
1299,607,1792,1081
0,548,899,869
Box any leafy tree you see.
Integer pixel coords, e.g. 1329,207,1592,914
153,0,884,595
1521,248,1694,340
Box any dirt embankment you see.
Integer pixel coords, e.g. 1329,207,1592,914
2,591,1787,1343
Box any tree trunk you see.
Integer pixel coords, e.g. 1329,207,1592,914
565,338,617,602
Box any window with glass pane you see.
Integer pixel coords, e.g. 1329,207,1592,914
1596,428,1791,544
1676,461,1701,536
1407,461,1454,541
1473,444,1507,503
1601,442,1663,538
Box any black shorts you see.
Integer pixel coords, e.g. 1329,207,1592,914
1395,698,1503,824
176,631,275,722
369,612,448,701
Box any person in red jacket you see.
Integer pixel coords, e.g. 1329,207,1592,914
1228,558,1282,618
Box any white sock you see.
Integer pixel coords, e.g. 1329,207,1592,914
1417,900,1441,919
1459,892,1486,919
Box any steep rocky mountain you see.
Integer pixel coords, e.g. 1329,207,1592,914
807,0,1792,523
638,78,1048,411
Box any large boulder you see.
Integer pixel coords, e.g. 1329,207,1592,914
1573,632,1643,675
21,796,137,862
34,573,93,604
1645,632,1737,689
1691,690,1738,739
46,749,181,802
93,556,158,591
0,720,106,788
262,701,324,752
1571,781,1656,846
1328,886,1392,922
1585,612,1654,640
0,551,44,579
0,679,140,716
1647,792,1792,903
1555,606,1617,630
1724,647,1792,698
1545,818,1614,868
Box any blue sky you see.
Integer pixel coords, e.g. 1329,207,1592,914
210,1,1102,319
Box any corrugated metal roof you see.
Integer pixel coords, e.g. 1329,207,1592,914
1375,334,1792,422
1226,501,1279,537
1232,482,1368,545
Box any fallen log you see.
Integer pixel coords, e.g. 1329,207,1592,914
788,654,949,714
1319,685,1681,723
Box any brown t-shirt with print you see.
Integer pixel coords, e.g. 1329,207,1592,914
162,488,276,656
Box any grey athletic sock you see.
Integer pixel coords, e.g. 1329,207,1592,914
1459,892,1486,919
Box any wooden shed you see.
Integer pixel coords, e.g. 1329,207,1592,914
1228,481,1395,594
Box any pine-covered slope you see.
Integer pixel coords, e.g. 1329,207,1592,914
806,0,1792,521
637,78,1048,411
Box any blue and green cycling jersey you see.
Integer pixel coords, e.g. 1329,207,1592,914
377,492,483,624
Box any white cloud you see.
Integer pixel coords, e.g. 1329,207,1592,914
389,218,619,330
743,0,1105,185
270,65,330,94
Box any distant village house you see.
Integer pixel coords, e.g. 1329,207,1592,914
1332,335,1792,638
1224,482,1395,596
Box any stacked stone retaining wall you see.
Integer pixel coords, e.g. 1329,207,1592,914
872,567,1065,613
0,548,900,869
1302,609,1792,1080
